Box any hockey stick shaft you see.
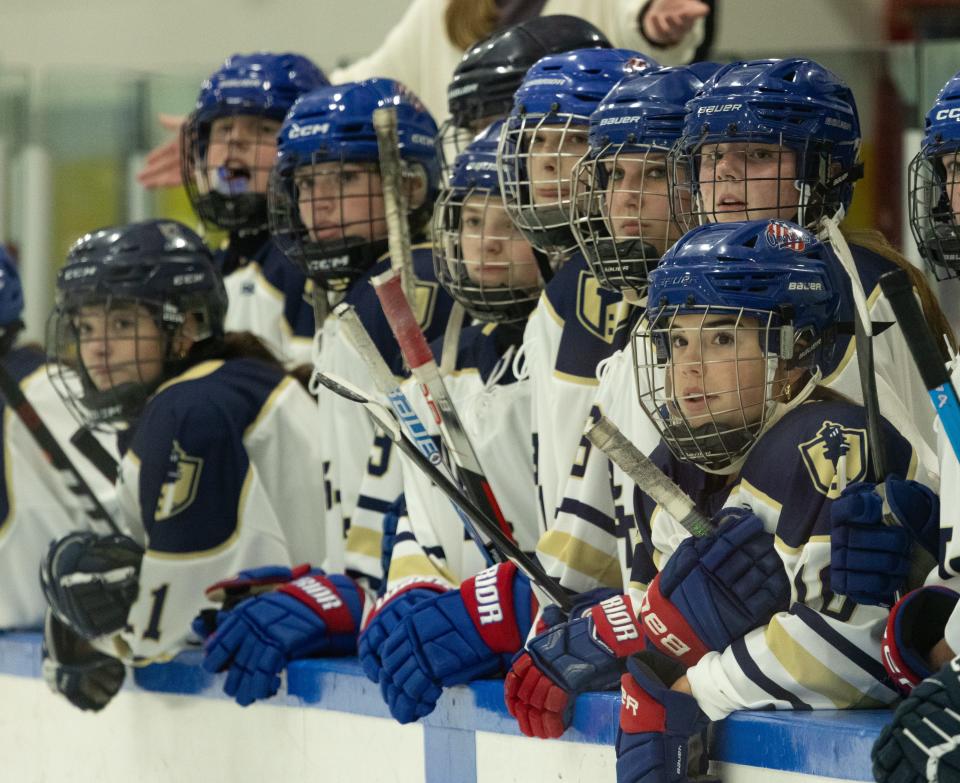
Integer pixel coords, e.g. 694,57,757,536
879,269,960,462
334,302,496,566
69,427,118,484
372,267,515,542
585,416,714,538
373,106,417,308
313,370,571,611
0,363,120,534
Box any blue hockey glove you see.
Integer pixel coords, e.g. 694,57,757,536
640,509,789,667
505,593,647,739
357,577,450,684
882,586,959,695
617,652,710,783
193,564,316,638
378,562,536,723
873,655,960,783
831,479,939,606
202,572,365,706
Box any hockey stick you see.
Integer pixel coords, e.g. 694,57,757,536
879,268,960,462
372,267,516,543
69,427,118,484
0,363,120,534
334,301,496,566
585,416,714,538
373,106,417,308
313,369,572,611
824,219,888,478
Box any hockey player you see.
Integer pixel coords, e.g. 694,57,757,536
39,220,328,711
0,248,117,634
507,221,928,762
495,46,658,535
182,52,328,366
194,80,457,706
437,14,611,176
348,122,546,723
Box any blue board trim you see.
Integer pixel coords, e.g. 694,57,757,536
0,631,886,779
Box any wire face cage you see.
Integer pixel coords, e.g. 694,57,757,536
570,143,686,294
909,146,960,280
632,304,785,472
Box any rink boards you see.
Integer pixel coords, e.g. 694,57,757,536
0,631,883,782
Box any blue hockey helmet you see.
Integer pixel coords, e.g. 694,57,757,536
498,47,659,256
182,52,328,232
634,219,842,471
908,69,960,279
49,220,227,429
0,246,24,330
268,78,440,289
570,63,720,293
433,121,542,324
672,58,862,229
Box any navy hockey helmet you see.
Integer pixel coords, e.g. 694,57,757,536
0,246,24,328
634,219,842,471
570,63,719,294
433,121,542,324
498,47,659,257
908,69,960,279
268,78,440,289
182,52,328,232
672,58,862,230
49,220,227,429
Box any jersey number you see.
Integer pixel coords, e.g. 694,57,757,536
142,584,169,641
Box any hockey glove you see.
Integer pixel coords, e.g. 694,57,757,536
617,652,710,783
830,479,938,606
40,531,144,640
202,571,365,706
42,610,125,712
882,586,959,695
357,576,450,685
193,563,317,637
873,655,960,783
640,509,789,667
378,562,536,724
506,592,647,739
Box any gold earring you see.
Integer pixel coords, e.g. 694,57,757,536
783,382,792,402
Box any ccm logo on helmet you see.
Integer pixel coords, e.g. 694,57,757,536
936,108,960,121
287,122,330,140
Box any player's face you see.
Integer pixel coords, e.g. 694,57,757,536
941,152,960,218
603,152,685,255
526,123,590,206
295,161,386,244
459,195,539,287
697,142,798,223
74,303,167,391
205,114,281,196
665,313,767,429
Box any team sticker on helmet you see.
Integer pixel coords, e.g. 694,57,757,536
765,220,807,252
624,57,654,74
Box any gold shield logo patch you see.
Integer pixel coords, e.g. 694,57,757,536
576,271,633,345
798,420,867,499
155,440,204,521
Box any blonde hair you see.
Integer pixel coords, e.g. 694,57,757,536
842,227,957,359
445,0,500,51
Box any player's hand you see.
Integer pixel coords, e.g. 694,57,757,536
639,509,789,666
40,531,144,640
358,577,450,685
641,0,710,46
873,655,960,783
202,572,365,706
136,114,186,189
830,478,939,606
505,593,646,739
377,562,535,723
617,651,710,783
42,611,125,712
882,586,959,695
